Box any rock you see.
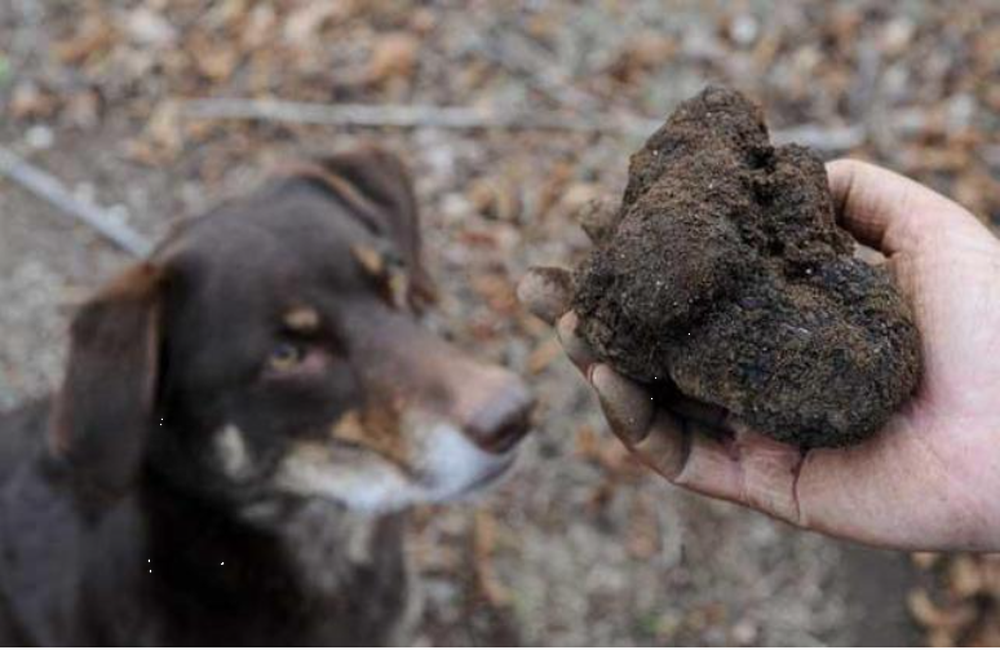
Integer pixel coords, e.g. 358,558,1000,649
124,7,178,48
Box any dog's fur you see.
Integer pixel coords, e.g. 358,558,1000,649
0,148,533,645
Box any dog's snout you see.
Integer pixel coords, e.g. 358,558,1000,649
351,309,535,455
463,377,534,454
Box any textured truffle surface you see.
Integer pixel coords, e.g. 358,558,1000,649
573,86,921,448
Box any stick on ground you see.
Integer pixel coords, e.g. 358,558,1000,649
0,146,152,258
182,98,867,152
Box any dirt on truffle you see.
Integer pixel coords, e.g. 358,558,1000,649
573,86,921,448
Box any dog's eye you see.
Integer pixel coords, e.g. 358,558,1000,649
268,342,305,371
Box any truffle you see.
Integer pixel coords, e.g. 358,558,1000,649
573,86,921,448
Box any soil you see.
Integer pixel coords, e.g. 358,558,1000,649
573,87,921,448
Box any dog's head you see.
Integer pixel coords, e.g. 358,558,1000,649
49,147,533,516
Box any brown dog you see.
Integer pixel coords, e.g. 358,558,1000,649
0,147,533,645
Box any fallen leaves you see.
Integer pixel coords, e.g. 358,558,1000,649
473,510,512,607
9,81,60,121
911,554,1000,646
526,337,562,375
908,589,978,646
366,32,421,85
468,176,522,223
54,12,117,67
4,1,1000,645
190,34,240,83
283,1,354,44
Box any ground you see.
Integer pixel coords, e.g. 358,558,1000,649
1,0,998,645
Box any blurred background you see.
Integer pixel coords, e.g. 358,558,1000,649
1,0,998,644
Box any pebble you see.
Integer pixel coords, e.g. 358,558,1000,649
25,124,53,150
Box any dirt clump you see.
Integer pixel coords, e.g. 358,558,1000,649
573,86,921,448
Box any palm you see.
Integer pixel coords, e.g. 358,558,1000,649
796,202,1000,549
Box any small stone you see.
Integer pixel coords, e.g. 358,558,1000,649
124,7,177,48
25,125,54,150
728,14,758,47
731,618,758,645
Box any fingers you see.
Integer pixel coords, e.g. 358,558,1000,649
518,195,619,326
589,363,729,438
672,428,806,524
826,159,980,256
556,312,598,374
589,364,692,479
627,410,691,479
518,269,599,376
588,364,737,489
590,363,808,524
589,364,655,443
517,266,574,326
517,195,620,324
657,385,730,431
609,390,807,525
521,258,806,526
568,338,808,525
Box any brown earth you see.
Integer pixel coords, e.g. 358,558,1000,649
574,86,921,447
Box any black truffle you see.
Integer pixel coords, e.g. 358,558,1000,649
573,86,921,448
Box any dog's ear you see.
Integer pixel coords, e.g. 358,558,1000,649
50,263,164,499
294,146,437,308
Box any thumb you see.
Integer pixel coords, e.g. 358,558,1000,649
826,159,983,256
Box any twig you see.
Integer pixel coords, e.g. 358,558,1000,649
770,123,868,151
182,98,867,152
0,147,152,258
184,97,626,133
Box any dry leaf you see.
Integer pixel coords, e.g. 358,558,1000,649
474,510,511,607
949,555,984,599
468,178,522,222
626,493,660,560
527,337,563,375
367,32,420,84
284,1,353,43
912,552,941,570
907,588,977,630
63,90,101,129
55,15,117,65
192,42,239,82
9,82,59,120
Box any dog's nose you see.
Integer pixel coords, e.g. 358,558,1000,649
464,378,535,454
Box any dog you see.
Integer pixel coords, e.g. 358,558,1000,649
0,147,534,645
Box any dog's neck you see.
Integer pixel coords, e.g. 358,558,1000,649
138,470,414,644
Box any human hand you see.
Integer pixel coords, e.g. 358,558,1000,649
519,159,1000,551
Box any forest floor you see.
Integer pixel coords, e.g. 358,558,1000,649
2,1,999,644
